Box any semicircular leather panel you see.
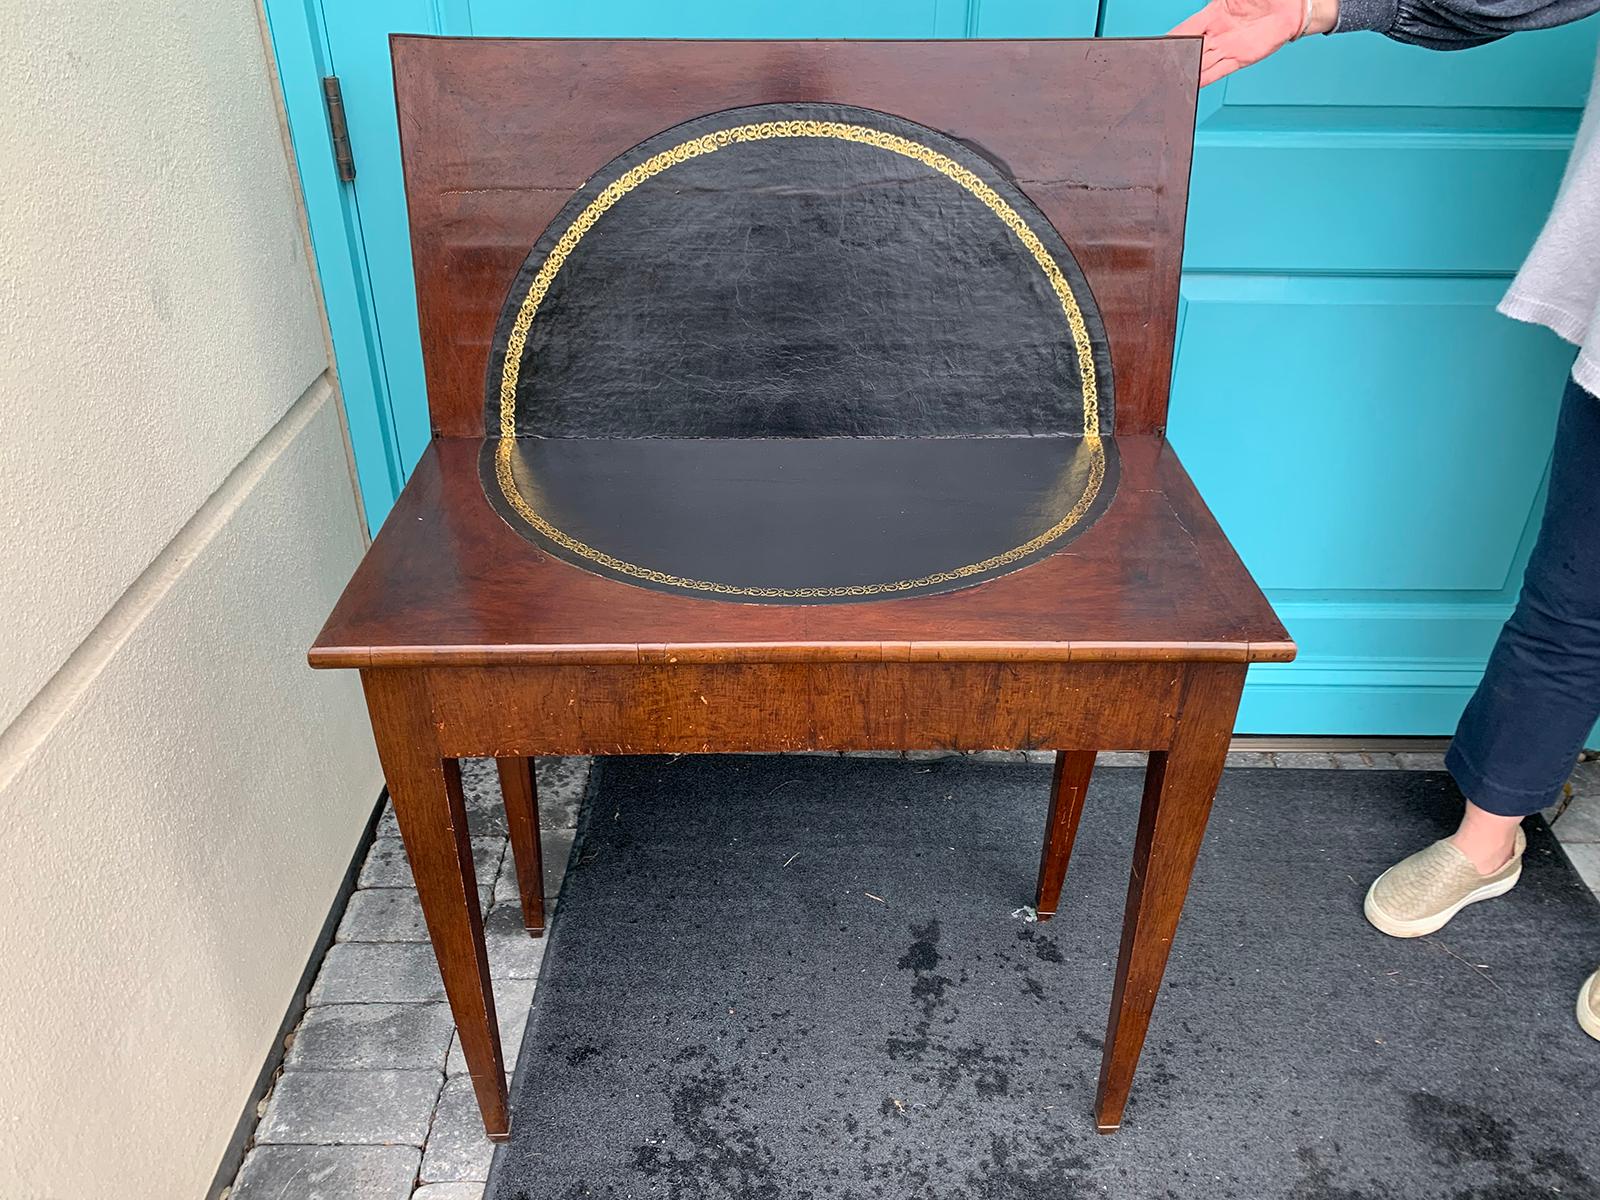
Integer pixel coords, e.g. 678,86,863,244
481,102,1118,604
484,102,1114,439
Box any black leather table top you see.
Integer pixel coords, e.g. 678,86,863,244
481,435,1118,603
479,100,1118,604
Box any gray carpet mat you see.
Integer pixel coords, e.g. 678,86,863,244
487,755,1600,1200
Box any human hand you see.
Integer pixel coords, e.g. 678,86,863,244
1169,0,1338,87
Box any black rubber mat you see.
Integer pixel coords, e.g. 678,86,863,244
489,755,1600,1200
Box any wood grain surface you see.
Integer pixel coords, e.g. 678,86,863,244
311,436,1290,667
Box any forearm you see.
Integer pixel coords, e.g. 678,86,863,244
1165,0,1594,87
1334,0,1600,50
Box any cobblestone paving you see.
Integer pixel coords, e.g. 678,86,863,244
225,750,1600,1200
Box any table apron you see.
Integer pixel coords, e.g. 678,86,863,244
398,660,1235,757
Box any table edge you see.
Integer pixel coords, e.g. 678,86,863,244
308,639,1298,670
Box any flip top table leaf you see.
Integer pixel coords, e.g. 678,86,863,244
311,34,1293,1140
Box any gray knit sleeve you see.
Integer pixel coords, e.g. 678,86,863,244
1334,0,1600,49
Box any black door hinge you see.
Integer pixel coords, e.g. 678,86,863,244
322,75,356,183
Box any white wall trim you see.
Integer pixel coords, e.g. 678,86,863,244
0,371,336,791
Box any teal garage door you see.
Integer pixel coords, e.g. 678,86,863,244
266,1,1598,735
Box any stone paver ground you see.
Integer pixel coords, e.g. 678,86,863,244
226,749,1600,1200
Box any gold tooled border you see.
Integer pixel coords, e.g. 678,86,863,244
493,118,1107,600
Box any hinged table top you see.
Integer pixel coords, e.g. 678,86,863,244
310,435,1292,668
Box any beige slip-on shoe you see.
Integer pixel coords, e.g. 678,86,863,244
1580,969,1600,1042
1364,826,1526,939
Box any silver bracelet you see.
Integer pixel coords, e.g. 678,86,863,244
1294,0,1316,39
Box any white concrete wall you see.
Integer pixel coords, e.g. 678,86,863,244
0,3,381,1196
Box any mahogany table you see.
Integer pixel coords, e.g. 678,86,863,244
310,35,1294,1141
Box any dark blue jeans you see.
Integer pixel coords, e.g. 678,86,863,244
1446,376,1600,817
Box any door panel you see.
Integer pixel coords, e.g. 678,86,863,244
1104,0,1595,733
320,1,440,478
1185,140,1575,273
1172,274,1560,593
961,0,1096,36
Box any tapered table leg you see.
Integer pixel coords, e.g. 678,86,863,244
497,756,546,936
1095,664,1244,1133
1035,750,1097,919
363,670,509,1140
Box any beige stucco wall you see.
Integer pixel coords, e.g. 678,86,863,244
0,3,381,1197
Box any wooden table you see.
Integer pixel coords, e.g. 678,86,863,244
311,35,1293,1141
